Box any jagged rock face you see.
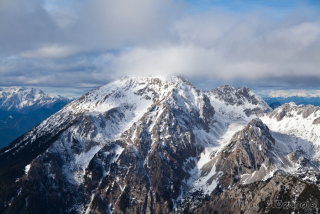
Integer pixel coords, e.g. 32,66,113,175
209,119,276,188
0,87,69,113
210,86,260,106
84,100,201,212
193,172,320,214
212,117,320,187
206,85,272,123
82,79,217,213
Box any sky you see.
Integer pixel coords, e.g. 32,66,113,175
0,0,319,98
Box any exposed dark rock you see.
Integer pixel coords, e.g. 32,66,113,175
193,173,320,214
313,117,320,125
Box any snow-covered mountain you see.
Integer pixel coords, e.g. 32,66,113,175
0,87,70,113
0,76,319,214
0,87,70,148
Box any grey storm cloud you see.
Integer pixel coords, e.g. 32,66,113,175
0,0,319,92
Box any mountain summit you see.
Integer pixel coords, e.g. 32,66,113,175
2,76,318,214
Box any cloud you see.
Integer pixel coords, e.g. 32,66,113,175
0,0,185,55
0,0,56,54
0,0,319,95
95,11,320,83
267,90,320,98
20,45,77,59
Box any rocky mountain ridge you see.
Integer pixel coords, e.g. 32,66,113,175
0,76,319,214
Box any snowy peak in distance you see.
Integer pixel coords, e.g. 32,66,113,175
0,86,70,113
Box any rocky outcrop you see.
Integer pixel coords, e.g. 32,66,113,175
209,86,260,106
212,119,276,188
193,171,320,214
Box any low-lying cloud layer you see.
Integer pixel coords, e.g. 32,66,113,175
0,0,319,95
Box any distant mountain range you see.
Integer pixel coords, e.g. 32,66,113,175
1,76,320,213
0,87,70,148
263,95,320,109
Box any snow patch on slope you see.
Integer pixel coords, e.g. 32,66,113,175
261,103,320,158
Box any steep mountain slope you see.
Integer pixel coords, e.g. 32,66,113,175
261,103,320,156
2,76,318,214
0,87,70,148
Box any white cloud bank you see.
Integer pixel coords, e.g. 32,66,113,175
260,90,320,98
0,0,319,92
